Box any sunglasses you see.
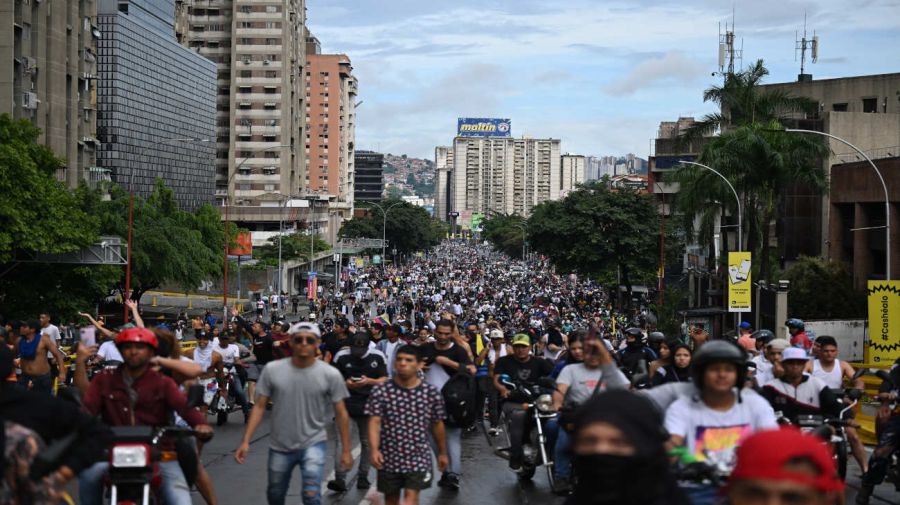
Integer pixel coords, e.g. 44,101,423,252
291,336,318,345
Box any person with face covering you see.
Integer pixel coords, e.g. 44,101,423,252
328,330,388,492
566,389,690,505
652,342,693,386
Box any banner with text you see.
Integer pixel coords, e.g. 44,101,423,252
868,280,900,363
457,118,511,137
727,252,752,312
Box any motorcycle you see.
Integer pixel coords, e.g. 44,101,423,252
871,369,900,491
207,366,238,426
494,374,558,486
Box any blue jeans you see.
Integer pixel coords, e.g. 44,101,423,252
79,460,191,505
543,419,572,479
231,370,250,413
431,426,461,476
267,442,327,505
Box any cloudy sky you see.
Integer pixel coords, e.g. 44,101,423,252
306,0,900,160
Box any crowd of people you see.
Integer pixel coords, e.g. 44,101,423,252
1,240,897,505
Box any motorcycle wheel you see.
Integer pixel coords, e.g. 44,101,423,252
518,464,536,481
835,439,848,480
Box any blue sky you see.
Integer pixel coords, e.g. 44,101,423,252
307,0,900,160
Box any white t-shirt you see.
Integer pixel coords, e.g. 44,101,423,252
751,355,775,386
212,343,240,366
96,341,123,362
42,324,61,358
665,390,778,469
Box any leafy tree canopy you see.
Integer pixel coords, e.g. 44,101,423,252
339,199,444,254
481,213,527,259
783,256,866,319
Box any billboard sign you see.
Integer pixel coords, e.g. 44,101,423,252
868,280,900,363
727,252,752,312
227,232,253,261
457,118,511,137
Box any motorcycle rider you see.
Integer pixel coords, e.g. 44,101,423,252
760,347,842,423
213,331,250,422
493,333,554,473
750,337,789,386
76,327,213,505
857,361,900,504
665,340,778,505
786,318,813,352
616,327,657,378
647,331,666,358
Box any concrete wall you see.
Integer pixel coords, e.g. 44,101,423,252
806,319,866,362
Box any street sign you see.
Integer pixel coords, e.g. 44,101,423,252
336,238,385,248
448,211,460,218
333,253,340,263
373,255,382,265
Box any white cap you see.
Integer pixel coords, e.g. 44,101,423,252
489,329,504,340
781,347,809,361
288,322,321,338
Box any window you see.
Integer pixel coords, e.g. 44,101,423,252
266,71,277,78
239,38,251,45
240,70,252,78
239,22,253,28
862,98,878,113
832,103,848,112
266,38,277,45
266,6,279,13
240,6,252,13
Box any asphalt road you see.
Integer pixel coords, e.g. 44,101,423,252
196,410,900,505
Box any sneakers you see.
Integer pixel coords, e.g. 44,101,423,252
326,478,348,493
356,476,371,490
488,426,502,436
509,455,523,473
437,473,460,490
552,477,573,496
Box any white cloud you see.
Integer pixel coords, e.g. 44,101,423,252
603,52,707,97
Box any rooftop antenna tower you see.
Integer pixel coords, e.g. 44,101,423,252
795,12,818,82
716,7,743,83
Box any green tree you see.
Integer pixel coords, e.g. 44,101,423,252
481,213,527,259
339,199,443,254
0,114,98,262
668,61,829,281
783,256,866,319
527,182,661,302
253,233,331,267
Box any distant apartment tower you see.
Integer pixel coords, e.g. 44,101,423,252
97,0,216,209
434,145,453,221
304,36,356,215
437,136,561,226
0,0,99,187
354,150,383,202
560,154,585,195
177,0,307,228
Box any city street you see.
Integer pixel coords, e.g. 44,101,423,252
194,410,900,505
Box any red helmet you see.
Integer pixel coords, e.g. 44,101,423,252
115,327,158,350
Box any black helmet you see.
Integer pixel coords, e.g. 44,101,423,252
648,331,665,344
751,329,775,345
623,327,643,338
785,318,805,331
691,340,748,389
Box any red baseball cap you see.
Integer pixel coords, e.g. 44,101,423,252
730,428,844,493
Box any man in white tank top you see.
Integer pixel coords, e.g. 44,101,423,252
804,335,868,473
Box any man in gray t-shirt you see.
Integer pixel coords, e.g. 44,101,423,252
235,322,351,505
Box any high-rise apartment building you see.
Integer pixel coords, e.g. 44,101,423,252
304,36,356,217
434,145,453,221
436,136,561,226
1,0,99,187
560,154,585,195
97,0,217,210
354,150,384,202
177,0,308,231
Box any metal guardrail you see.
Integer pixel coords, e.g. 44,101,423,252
834,145,899,164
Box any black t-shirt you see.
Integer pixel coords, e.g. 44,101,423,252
323,332,350,362
334,350,388,417
420,342,472,376
252,332,274,364
494,355,554,388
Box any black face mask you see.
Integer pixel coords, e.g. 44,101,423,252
573,453,666,505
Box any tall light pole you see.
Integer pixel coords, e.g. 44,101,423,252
126,137,211,322
514,222,527,260
223,144,292,316
783,128,891,280
367,200,404,271
681,161,742,330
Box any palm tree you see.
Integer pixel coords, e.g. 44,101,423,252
667,60,830,281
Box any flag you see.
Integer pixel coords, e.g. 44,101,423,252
373,313,390,326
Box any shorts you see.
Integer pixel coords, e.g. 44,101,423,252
246,363,262,382
377,470,433,495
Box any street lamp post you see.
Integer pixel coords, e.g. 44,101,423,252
367,201,404,271
784,128,891,280
126,137,211,322
224,144,291,318
681,161,742,330
514,222,527,260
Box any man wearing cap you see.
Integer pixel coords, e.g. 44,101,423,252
728,429,843,505
736,322,755,353
761,347,842,424
236,322,352,505
493,333,554,473
751,338,789,387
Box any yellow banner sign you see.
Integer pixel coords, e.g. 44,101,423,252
868,280,900,364
728,252,752,313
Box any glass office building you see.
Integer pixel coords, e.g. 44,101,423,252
97,0,216,209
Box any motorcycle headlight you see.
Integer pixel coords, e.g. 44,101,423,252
536,393,554,412
111,444,150,468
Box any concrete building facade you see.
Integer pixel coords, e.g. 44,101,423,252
304,38,356,215
560,154,585,195
434,145,453,221
1,0,99,187
176,0,308,226
354,150,383,202
97,0,217,209
436,136,561,226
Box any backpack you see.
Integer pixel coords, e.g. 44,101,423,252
441,371,478,427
